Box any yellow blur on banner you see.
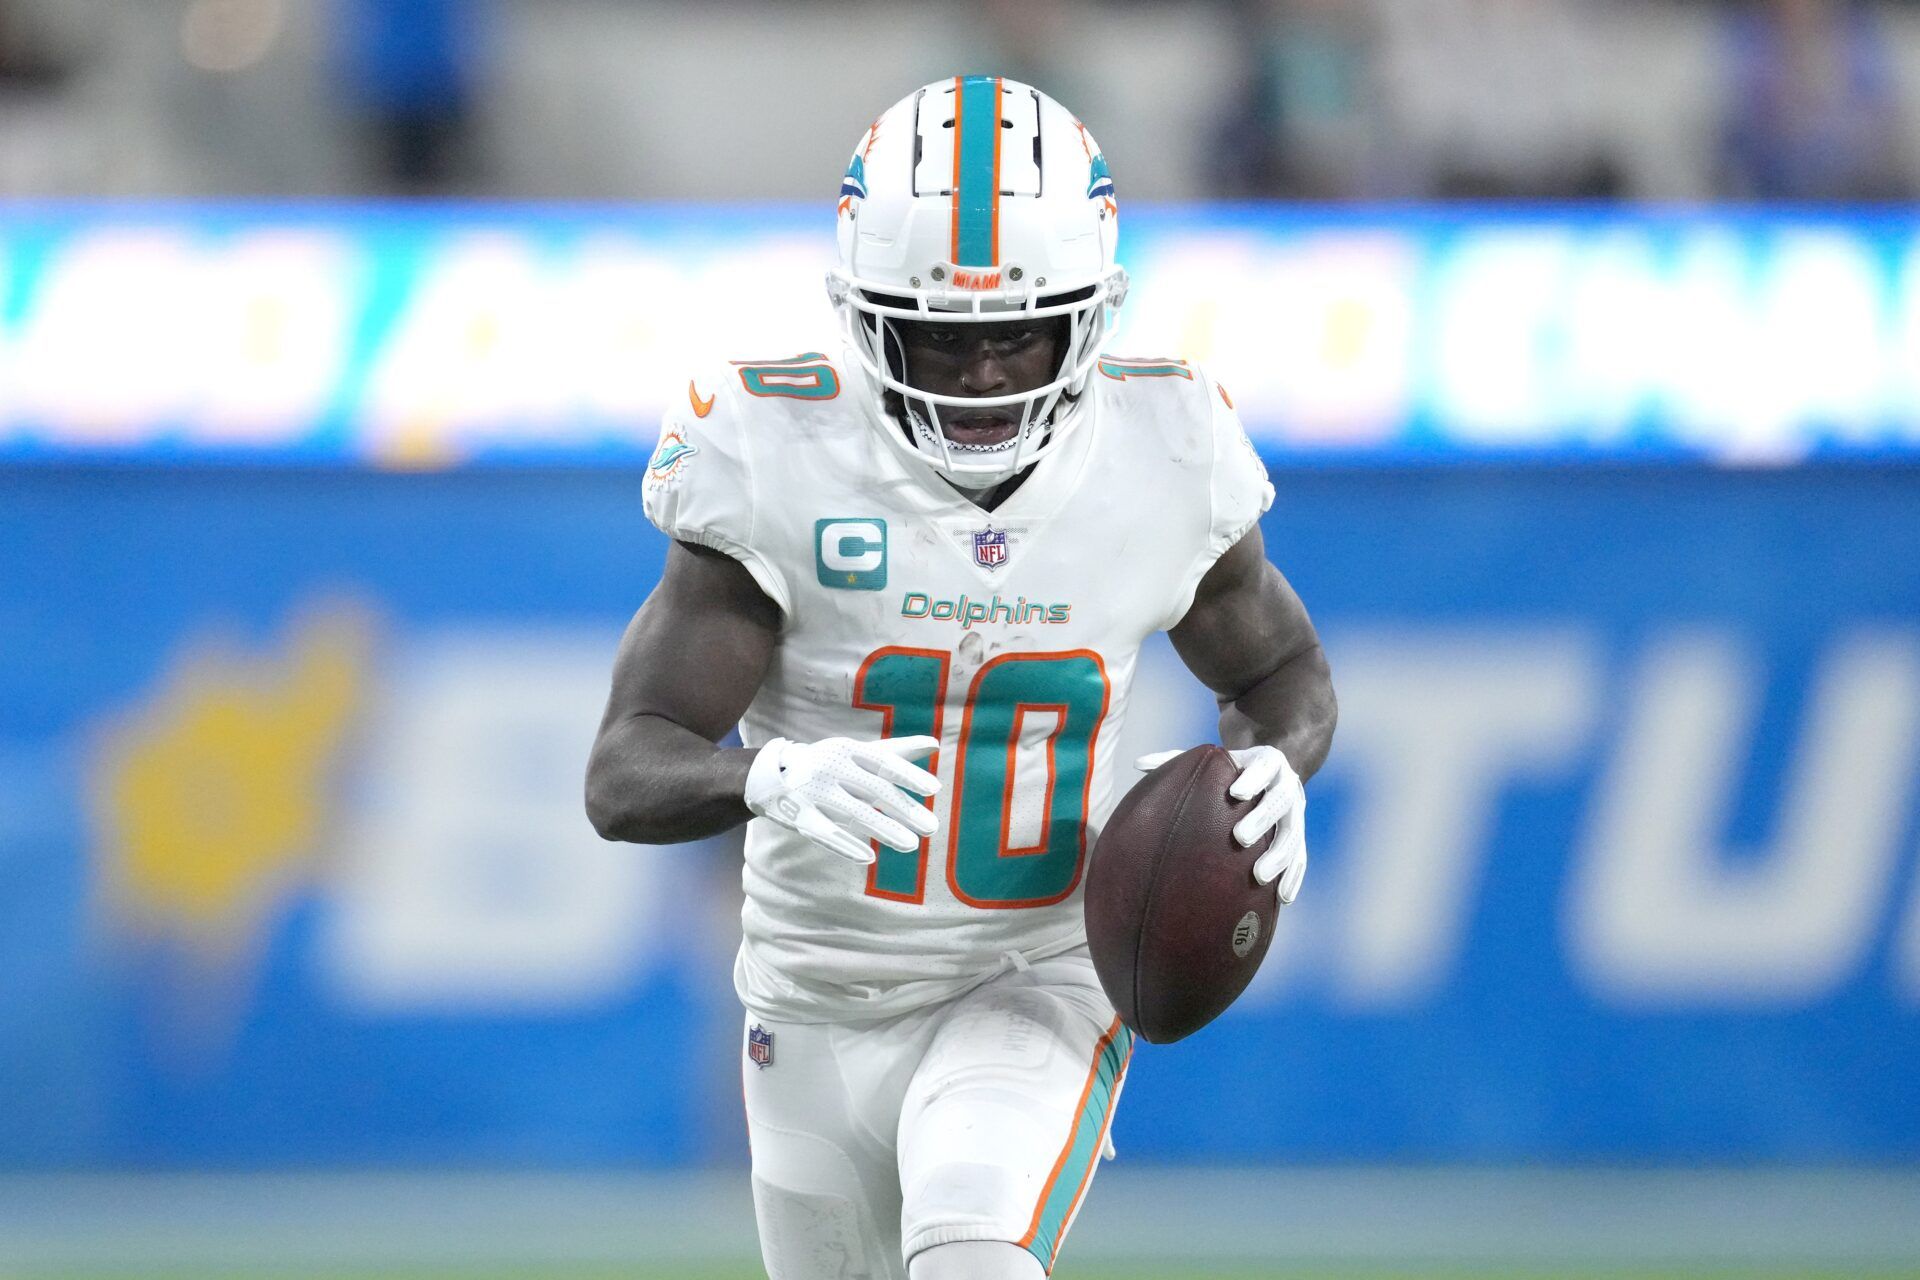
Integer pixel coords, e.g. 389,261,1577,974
91,603,373,959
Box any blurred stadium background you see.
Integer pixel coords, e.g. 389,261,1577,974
4,0,1920,1277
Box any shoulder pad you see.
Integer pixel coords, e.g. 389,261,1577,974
643,359,796,613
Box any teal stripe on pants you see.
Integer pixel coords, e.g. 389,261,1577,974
1022,1022,1133,1271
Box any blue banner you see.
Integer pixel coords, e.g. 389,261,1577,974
6,203,1920,465
2,463,1916,1166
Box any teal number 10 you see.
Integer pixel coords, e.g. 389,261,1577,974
854,646,1111,909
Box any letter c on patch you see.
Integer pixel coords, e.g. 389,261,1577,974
821,521,884,572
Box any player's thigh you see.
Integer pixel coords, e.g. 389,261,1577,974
742,1015,915,1280
895,962,1135,1272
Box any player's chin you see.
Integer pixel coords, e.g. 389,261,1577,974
941,414,1020,448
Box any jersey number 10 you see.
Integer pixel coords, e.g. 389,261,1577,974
854,647,1111,909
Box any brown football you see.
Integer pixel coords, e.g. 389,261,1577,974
1085,745,1278,1044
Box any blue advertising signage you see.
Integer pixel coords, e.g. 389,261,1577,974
1,463,1916,1166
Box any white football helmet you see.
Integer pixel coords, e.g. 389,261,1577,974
827,76,1127,486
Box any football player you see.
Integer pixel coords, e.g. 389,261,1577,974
587,77,1335,1280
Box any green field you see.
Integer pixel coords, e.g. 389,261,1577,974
7,1170,1915,1280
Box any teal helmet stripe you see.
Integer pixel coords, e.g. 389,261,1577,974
952,75,1001,267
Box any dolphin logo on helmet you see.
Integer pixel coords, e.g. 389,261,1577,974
837,153,867,219
1087,152,1116,216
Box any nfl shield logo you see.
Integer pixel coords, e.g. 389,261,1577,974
973,528,1008,569
747,1024,774,1069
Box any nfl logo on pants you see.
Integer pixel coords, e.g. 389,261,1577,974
747,1024,774,1069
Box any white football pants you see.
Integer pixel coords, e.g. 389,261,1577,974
741,947,1134,1280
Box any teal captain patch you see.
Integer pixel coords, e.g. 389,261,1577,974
815,518,887,590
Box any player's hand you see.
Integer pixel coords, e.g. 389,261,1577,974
746,735,941,864
1135,746,1307,904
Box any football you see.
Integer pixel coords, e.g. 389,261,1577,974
1085,745,1278,1044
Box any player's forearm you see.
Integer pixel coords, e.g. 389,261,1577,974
585,713,757,844
1218,643,1336,783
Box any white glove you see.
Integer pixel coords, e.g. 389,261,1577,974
1135,745,1307,904
746,735,940,864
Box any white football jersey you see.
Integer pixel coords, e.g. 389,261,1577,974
642,348,1274,1023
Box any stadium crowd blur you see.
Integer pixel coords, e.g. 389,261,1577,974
2,0,1917,204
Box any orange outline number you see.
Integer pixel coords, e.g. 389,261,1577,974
850,646,1110,910
853,648,948,902
732,352,841,400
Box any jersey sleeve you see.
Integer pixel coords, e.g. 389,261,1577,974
641,370,795,615
1161,368,1276,629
